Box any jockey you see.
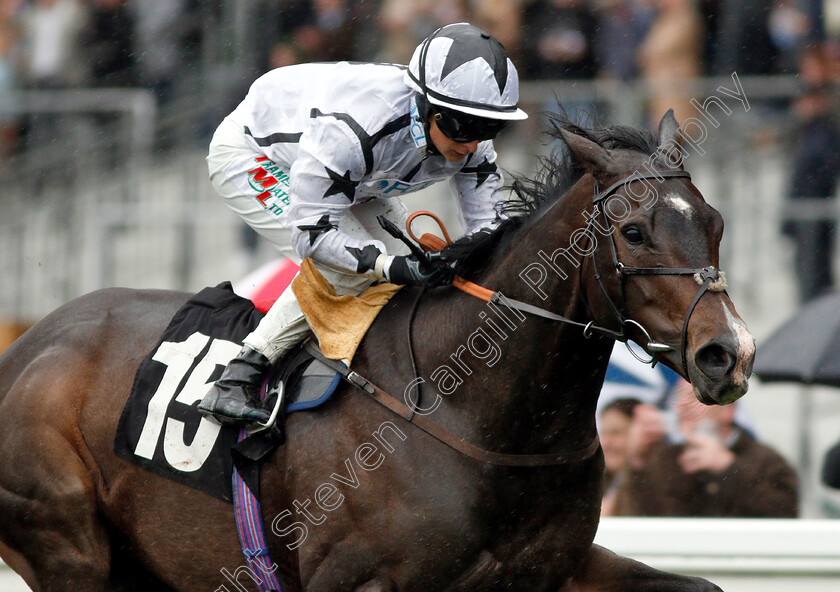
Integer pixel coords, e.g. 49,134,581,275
199,23,528,427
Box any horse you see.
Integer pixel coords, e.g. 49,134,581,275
0,111,755,592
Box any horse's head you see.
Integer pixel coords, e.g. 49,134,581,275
560,111,754,405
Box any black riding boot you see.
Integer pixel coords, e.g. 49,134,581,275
198,345,272,425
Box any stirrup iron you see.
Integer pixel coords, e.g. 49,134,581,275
246,381,284,435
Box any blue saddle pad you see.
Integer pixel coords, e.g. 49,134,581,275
265,353,343,415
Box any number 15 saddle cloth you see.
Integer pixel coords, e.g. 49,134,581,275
114,262,402,502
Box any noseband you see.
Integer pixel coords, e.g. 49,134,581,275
584,169,726,375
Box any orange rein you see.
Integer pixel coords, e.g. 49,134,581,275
405,211,494,302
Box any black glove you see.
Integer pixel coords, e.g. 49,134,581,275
438,228,495,263
387,254,454,287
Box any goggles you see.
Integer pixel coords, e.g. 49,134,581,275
433,107,507,142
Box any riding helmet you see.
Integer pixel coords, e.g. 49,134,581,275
405,22,528,136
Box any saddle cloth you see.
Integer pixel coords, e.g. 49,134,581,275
114,283,342,502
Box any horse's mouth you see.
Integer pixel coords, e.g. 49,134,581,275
688,322,755,406
689,359,752,406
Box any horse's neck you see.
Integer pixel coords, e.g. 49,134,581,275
418,179,609,453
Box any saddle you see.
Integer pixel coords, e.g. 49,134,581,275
250,338,344,443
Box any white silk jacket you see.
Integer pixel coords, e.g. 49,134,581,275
225,61,506,278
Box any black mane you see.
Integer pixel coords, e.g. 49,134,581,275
446,111,659,277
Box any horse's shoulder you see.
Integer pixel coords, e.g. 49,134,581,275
51,287,189,322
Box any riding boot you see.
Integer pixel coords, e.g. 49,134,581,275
198,345,272,425
200,281,311,426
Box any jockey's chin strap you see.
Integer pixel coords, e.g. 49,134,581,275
406,168,727,378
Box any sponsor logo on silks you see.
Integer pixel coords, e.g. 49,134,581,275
409,98,427,149
377,179,436,195
248,156,291,216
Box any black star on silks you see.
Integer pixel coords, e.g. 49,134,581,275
323,167,359,202
438,24,508,95
461,158,498,188
345,244,383,274
297,214,337,246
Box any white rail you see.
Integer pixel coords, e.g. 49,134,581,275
596,518,840,575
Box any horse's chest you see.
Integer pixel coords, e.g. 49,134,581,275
430,476,600,590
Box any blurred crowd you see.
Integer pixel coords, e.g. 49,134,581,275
599,380,800,518
0,0,835,158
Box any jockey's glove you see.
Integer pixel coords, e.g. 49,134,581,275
385,254,454,288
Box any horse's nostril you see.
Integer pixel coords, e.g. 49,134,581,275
695,341,736,379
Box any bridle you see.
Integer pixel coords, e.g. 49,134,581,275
582,169,726,376
412,167,726,378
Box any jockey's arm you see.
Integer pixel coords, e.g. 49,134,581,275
449,141,506,234
287,125,390,280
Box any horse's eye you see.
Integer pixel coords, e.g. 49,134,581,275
621,225,644,245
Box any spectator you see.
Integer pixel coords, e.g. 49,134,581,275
711,0,779,75
782,45,840,303
16,0,88,156
520,0,597,80
82,0,135,88
768,0,812,74
128,0,187,105
0,0,21,158
255,0,317,70
822,436,840,490
598,397,643,516
637,0,703,128
16,0,88,89
267,41,302,70
611,381,799,517
378,0,467,64
598,341,681,418
591,0,650,81
295,0,360,62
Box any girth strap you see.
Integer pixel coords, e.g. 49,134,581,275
304,341,601,467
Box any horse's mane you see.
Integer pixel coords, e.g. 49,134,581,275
445,110,659,278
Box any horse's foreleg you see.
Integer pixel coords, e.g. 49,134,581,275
353,578,397,592
561,544,722,592
445,550,503,592
0,539,38,591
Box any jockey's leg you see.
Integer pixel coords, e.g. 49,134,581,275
200,158,409,425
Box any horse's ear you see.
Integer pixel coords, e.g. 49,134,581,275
557,129,617,176
657,109,685,169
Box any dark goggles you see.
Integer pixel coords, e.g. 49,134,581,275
433,107,507,142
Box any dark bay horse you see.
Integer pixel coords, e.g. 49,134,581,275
0,112,754,592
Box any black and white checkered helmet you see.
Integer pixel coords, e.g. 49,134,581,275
405,23,527,121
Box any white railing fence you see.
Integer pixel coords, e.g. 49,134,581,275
595,518,840,592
